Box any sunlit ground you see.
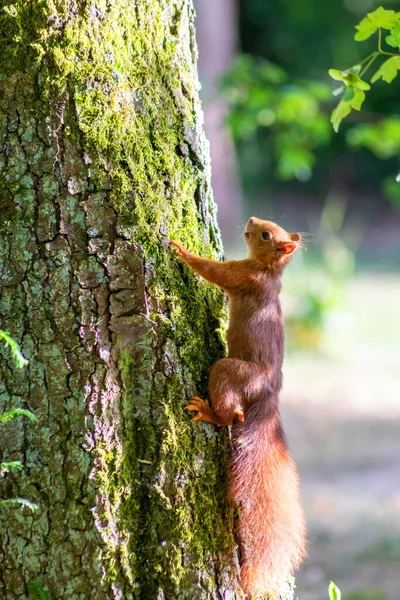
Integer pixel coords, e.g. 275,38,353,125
282,273,400,600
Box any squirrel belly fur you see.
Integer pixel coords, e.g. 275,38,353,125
171,217,307,597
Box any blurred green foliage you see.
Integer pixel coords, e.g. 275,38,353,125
228,0,400,205
353,535,400,563
347,116,400,207
285,197,356,350
347,117,400,159
346,590,389,600
221,55,332,182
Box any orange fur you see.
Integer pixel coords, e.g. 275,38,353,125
231,408,306,595
171,217,307,596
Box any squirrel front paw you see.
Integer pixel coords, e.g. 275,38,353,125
185,396,210,421
170,240,190,259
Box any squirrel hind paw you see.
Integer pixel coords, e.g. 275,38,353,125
185,396,209,415
186,396,209,408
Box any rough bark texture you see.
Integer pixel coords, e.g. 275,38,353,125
0,1,241,598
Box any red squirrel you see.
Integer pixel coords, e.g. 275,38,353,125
171,217,306,597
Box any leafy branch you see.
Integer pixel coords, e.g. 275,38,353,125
0,329,28,368
0,407,37,423
0,330,37,512
1,460,23,475
0,497,38,512
329,7,400,131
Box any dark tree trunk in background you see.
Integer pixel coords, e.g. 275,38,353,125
0,1,241,598
195,0,244,247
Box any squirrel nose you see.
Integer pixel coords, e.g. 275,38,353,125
247,217,256,224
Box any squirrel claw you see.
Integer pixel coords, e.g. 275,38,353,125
189,396,209,406
186,396,209,410
185,396,210,419
170,240,188,258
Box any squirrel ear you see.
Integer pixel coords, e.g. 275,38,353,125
290,233,300,242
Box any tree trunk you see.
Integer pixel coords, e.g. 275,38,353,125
0,1,241,598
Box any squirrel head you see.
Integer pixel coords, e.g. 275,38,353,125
244,217,301,270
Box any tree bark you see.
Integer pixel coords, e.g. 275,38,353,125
0,1,241,598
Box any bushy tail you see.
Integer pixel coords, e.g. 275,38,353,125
230,400,307,597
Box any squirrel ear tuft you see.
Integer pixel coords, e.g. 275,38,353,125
290,233,300,242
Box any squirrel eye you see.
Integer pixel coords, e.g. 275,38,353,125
262,231,270,240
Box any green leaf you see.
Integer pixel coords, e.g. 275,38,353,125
1,461,23,474
371,56,400,83
342,87,355,102
368,7,399,29
329,69,345,81
349,64,362,74
385,26,400,48
328,69,370,90
328,581,341,600
0,408,37,423
355,16,378,41
349,88,365,111
331,101,352,132
0,497,39,512
333,86,345,97
0,330,28,368
355,7,399,40
346,73,370,90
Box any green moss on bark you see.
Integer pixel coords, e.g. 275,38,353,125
0,1,241,598
1,0,222,251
